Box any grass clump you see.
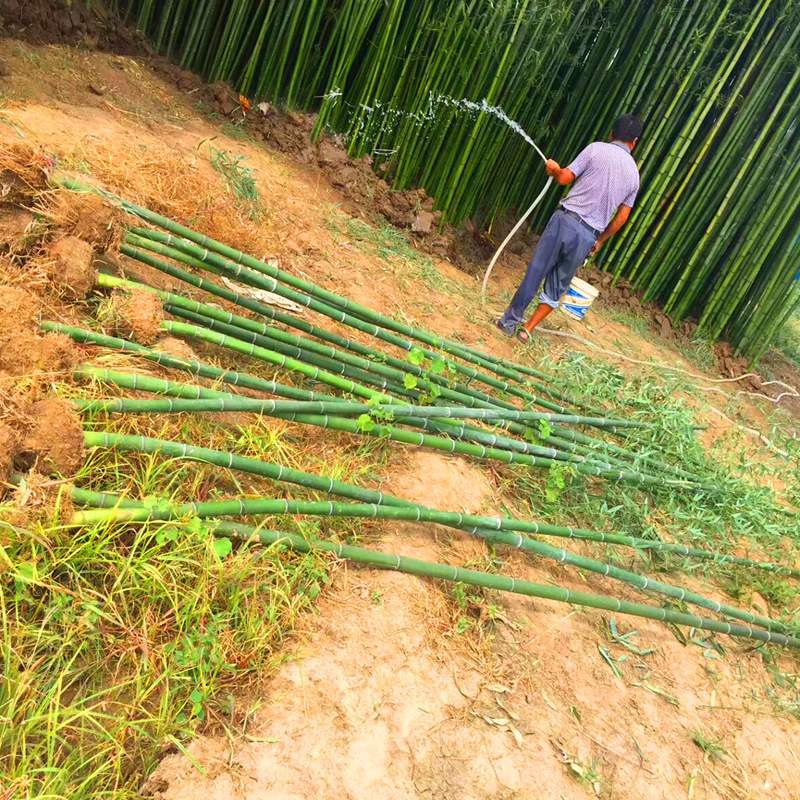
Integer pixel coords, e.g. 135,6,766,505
209,147,262,221
0,509,327,798
691,731,727,761
675,334,717,373
501,348,800,622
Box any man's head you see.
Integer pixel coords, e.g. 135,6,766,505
611,114,643,150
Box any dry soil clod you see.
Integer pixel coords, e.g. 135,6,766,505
153,336,198,362
45,190,123,252
46,235,96,298
8,469,74,526
106,288,165,345
0,284,40,331
0,142,52,205
21,397,85,476
0,283,76,376
0,421,18,484
0,206,37,253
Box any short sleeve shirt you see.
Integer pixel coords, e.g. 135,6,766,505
560,141,640,232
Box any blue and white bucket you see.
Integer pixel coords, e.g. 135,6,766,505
559,276,599,321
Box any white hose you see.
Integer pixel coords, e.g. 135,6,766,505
481,175,553,296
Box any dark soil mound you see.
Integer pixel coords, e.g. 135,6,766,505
0,0,145,52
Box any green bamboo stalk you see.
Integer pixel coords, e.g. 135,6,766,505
161,304,645,465
216,522,800,648
123,231,574,415
41,321,339,402
85,368,702,488
66,478,800,580
74,368,584,465
116,244,630,464
127,227,579,412
76,394,650,428
102,270,611,427
161,319,390,403
50,321,624,478
76,365,652,477
70,491,795,633
58,178,585,404
77,364,680,484
66,493,800,647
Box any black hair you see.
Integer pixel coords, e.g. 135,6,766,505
612,114,643,142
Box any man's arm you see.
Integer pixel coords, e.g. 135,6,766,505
590,204,632,255
545,159,575,186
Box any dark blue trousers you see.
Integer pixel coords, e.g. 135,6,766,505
499,209,596,332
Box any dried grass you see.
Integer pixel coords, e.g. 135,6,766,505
80,146,279,267
38,189,125,253
0,141,54,204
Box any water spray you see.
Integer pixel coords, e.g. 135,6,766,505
320,90,553,296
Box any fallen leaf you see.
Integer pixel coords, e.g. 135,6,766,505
508,723,524,747
495,696,520,721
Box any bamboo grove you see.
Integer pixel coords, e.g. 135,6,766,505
45,177,800,648
109,0,800,359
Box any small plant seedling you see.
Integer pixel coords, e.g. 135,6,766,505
357,413,376,432
544,461,576,504
692,731,727,761
408,347,426,366
210,147,262,220
455,616,474,635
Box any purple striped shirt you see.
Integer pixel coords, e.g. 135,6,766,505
560,141,639,233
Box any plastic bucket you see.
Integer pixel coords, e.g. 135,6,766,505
559,276,599,321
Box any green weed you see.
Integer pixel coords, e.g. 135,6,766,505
500,348,800,623
0,509,327,797
773,316,800,367
209,147,262,220
609,309,652,338
0,364,384,796
676,334,717,373
325,208,459,293
691,731,727,761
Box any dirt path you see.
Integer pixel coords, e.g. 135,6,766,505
145,453,800,800
2,39,799,800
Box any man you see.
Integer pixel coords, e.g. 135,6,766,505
497,114,642,342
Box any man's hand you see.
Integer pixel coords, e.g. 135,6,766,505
545,159,576,186
591,206,632,257
545,159,560,176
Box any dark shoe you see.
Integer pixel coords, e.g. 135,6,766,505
495,318,515,337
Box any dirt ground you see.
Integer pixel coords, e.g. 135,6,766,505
1,38,800,800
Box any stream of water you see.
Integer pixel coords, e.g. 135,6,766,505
321,89,547,162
